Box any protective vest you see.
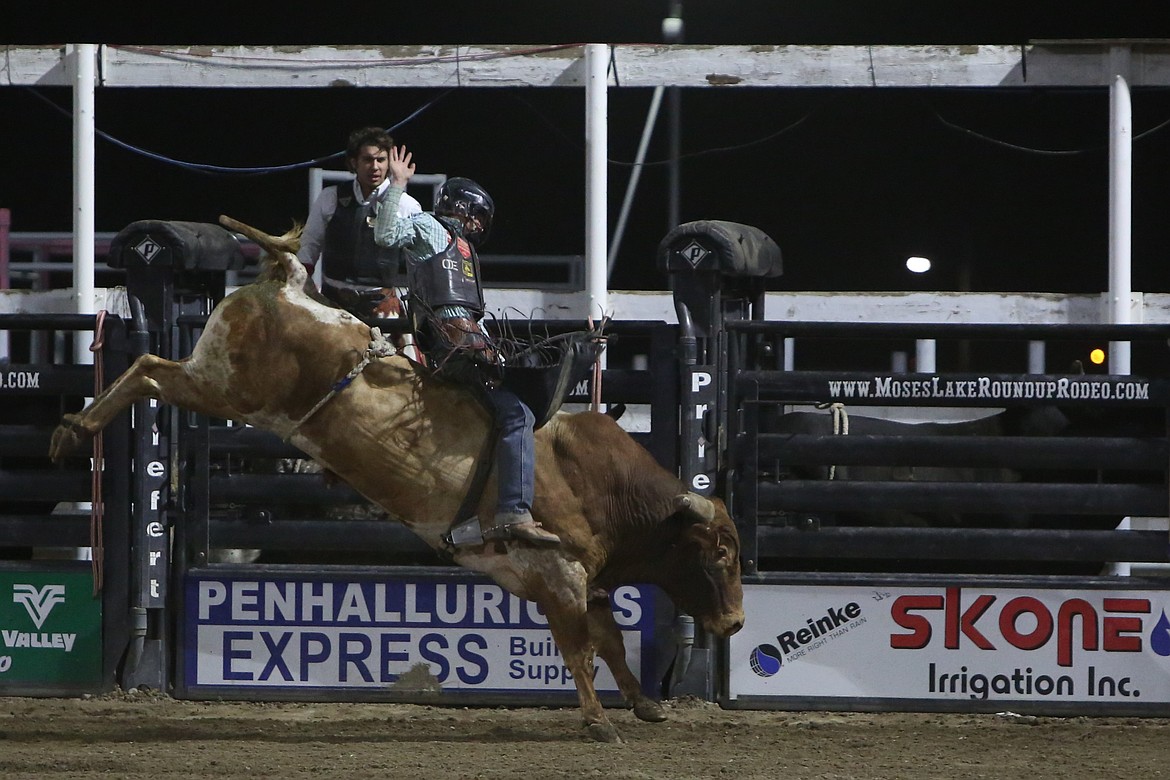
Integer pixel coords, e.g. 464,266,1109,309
407,219,485,315
321,184,408,286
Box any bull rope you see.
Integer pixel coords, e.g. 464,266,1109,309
814,401,849,480
289,328,397,435
89,310,107,596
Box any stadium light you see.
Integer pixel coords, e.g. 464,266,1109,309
906,255,932,274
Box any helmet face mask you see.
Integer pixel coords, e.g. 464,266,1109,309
435,177,494,246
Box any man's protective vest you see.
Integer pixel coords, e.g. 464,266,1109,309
407,223,485,315
322,184,408,286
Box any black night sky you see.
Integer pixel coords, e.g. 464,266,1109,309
4,2,1170,294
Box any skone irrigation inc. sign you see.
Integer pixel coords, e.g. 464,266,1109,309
729,583,1170,712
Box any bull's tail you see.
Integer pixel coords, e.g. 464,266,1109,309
219,215,308,288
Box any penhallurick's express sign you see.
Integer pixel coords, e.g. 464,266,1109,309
728,583,1170,710
184,573,657,697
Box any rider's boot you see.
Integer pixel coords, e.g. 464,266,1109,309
486,509,561,546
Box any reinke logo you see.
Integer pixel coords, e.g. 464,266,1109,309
747,600,865,677
749,643,783,677
13,584,66,629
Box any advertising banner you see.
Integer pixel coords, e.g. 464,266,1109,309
729,583,1170,711
0,571,102,686
185,573,658,698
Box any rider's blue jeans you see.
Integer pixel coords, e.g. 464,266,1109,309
483,385,536,516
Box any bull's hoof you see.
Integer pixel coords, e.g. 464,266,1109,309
632,698,668,723
49,416,88,462
585,721,623,743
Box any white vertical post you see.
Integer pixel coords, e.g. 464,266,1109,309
65,44,98,562
1108,69,1132,376
1106,54,1133,578
1027,340,1046,374
308,167,325,287
585,44,610,341
72,43,97,365
308,167,325,211
915,339,936,373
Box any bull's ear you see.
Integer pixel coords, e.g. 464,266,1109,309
673,492,715,524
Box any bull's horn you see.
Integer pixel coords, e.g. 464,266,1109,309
219,214,301,254
673,492,715,523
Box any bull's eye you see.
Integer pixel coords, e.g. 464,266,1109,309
715,546,729,561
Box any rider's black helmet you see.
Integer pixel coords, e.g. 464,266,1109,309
434,177,495,246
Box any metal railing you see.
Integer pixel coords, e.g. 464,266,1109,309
1,208,585,292
0,207,121,290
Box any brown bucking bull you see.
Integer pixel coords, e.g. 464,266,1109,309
49,215,744,743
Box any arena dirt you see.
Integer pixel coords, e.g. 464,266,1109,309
1,690,1167,779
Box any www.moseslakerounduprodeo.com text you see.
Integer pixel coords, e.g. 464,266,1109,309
827,376,1151,401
